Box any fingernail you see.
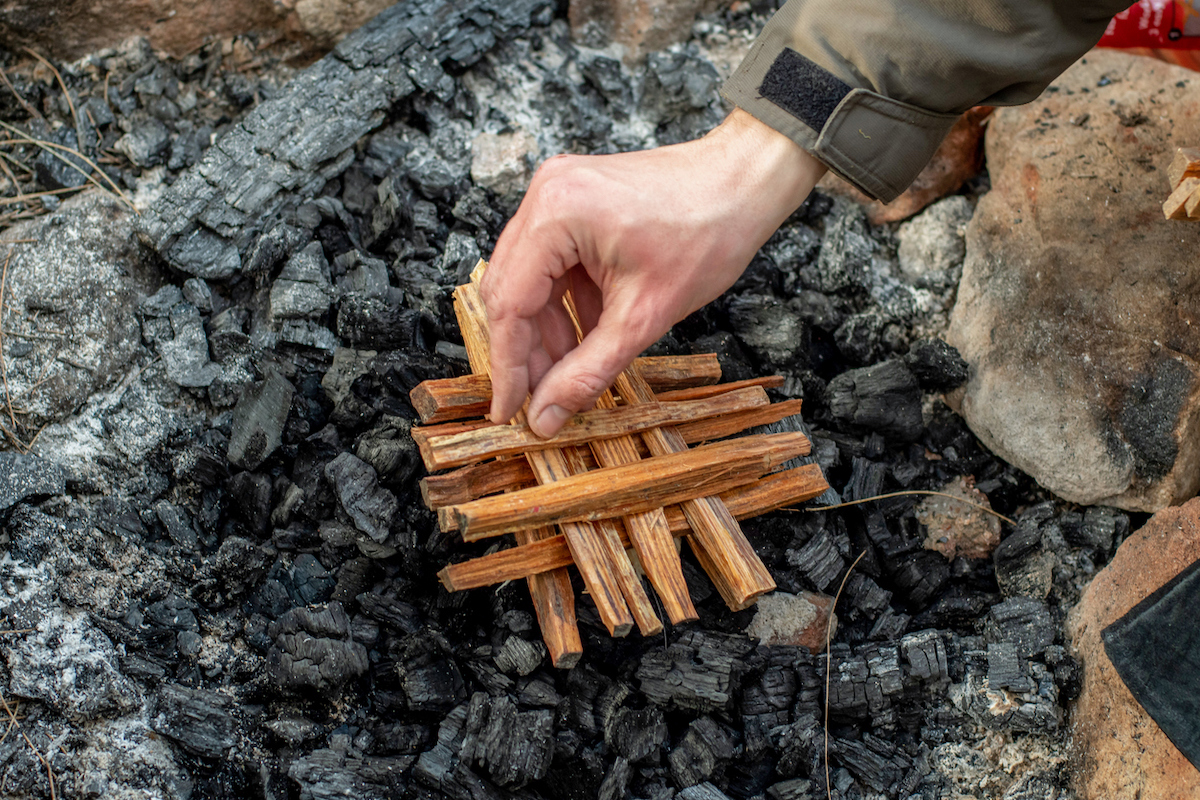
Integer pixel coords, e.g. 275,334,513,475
531,405,571,438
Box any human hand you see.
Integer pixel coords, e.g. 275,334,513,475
480,108,827,437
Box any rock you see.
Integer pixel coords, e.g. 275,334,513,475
324,452,398,543
1066,497,1200,800
568,0,725,61
916,476,1001,560
826,360,923,442
745,591,836,653
896,196,973,285
0,192,159,432
470,130,538,197
227,369,295,470
946,51,1200,512
818,107,992,224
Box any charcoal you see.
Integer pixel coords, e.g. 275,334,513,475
993,518,1053,599
371,722,435,755
605,706,667,764
494,636,545,676
291,554,336,605
397,632,467,713
287,748,411,800
834,734,909,793
639,48,720,123
354,417,420,485
900,630,949,683
265,714,324,746
268,601,369,692
460,693,555,787
152,683,239,758
0,452,66,511
598,757,632,800
786,528,845,591
115,117,171,168
805,201,875,293
336,252,391,297
826,647,871,718
1000,772,1059,800
767,778,815,800
228,471,273,534
890,551,950,607
210,536,270,595
35,126,91,189
986,642,1029,691
271,242,335,321
844,456,889,501
227,369,295,470
636,631,754,713
903,339,968,392
356,591,423,633
154,500,199,551
984,597,1055,659
677,781,734,800
846,573,892,618
517,677,561,708
337,294,421,348
182,277,213,312
439,231,482,283
324,453,398,543
1076,505,1125,552
668,717,735,787
160,302,220,387
826,360,923,441
414,703,510,800
726,293,808,367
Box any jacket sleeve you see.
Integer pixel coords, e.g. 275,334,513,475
722,0,1132,202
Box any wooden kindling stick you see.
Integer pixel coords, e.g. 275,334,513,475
409,354,723,424
455,265,656,638
415,386,770,471
439,464,829,591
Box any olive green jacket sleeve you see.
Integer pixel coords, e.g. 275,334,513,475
722,0,1132,202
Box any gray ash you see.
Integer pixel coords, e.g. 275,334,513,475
0,3,1131,800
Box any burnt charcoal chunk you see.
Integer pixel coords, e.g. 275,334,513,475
210,536,269,595
36,126,92,189
598,757,633,800
903,338,969,391
324,452,398,542
868,608,911,641
984,597,1055,658
228,471,273,535
826,360,923,441
414,703,510,800
726,293,809,368
605,706,666,764
993,518,1053,599
245,224,312,277
354,416,420,485
767,778,815,800
268,601,369,692
371,722,434,755
807,201,874,293
152,684,238,759
833,733,908,793
890,550,950,607
826,648,871,718
678,783,734,800
115,117,171,168
900,630,948,683
846,574,892,617
494,636,545,677
227,370,295,470
776,714,823,779
844,456,889,501
160,303,220,387
336,294,421,349
987,642,1027,691
0,453,66,511
668,717,735,788
291,554,335,605
461,694,555,788
356,591,422,633
154,500,199,551
287,748,411,799
397,633,467,713
786,528,845,591
636,631,754,713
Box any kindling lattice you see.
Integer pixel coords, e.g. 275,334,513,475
409,261,830,667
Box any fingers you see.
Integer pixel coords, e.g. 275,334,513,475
527,311,659,438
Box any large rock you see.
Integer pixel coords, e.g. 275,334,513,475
946,51,1200,512
1066,498,1200,799
0,191,159,435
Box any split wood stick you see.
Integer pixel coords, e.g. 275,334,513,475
420,400,809,507
673,399,806,445
456,269,634,638
588,389,697,625
652,375,785,403
410,353,723,424
438,464,829,591
411,418,490,467
615,365,776,610
442,432,810,539
1168,145,1200,190
563,444,662,636
1186,185,1200,221
450,271,582,667
1163,176,1200,220
419,386,769,471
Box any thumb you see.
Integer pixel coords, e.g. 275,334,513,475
526,313,656,438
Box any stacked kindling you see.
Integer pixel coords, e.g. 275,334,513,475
1163,146,1200,220
410,261,830,667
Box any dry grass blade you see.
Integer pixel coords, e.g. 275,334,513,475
0,121,134,210
0,187,84,208
791,490,1015,526
23,48,80,139
825,550,866,800
0,69,40,121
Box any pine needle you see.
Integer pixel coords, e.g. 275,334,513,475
23,48,80,140
786,490,1015,526
0,121,133,210
0,69,40,121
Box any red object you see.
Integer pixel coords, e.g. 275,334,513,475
1099,1,1200,49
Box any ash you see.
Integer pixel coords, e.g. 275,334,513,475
0,2,1126,799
